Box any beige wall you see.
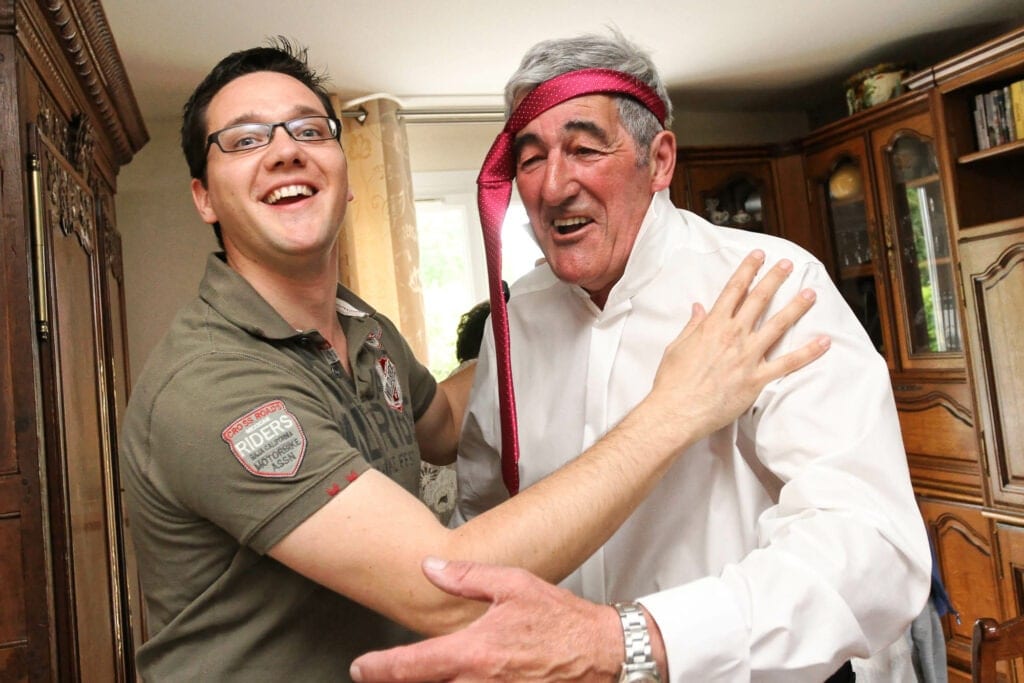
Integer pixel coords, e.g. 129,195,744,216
116,107,808,380
406,122,503,172
672,109,808,146
118,118,217,376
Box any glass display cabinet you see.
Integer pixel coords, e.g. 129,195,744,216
671,147,780,236
805,136,893,363
871,109,963,370
805,105,963,372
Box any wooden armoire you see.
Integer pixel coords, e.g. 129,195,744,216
0,1,147,681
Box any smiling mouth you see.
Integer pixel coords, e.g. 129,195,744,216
553,216,590,235
263,184,316,205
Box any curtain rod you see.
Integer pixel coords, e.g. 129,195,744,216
340,107,505,125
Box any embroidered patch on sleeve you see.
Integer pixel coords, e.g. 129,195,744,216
222,399,306,477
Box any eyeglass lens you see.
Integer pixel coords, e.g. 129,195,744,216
213,116,338,153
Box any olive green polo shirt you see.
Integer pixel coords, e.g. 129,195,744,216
121,253,436,681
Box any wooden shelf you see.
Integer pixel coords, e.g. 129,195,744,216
959,138,1024,165
902,172,940,189
829,193,865,208
838,262,874,279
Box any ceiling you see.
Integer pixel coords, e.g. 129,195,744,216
102,1,1024,126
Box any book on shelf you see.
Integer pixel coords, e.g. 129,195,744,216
1011,79,1024,141
1003,86,1017,142
987,90,1004,146
972,79,1024,150
973,93,991,150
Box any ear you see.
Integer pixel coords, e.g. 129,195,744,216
648,129,677,193
191,177,219,225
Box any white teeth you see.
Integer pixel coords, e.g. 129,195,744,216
264,184,314,205
552,216,588,228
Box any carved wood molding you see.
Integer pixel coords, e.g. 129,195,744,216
96,191,122,284
932,511,993,558
895,390,974,427
9,0,147,166
38,124,95,255
971,243,1024,290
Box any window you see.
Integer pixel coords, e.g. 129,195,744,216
414,171,541,378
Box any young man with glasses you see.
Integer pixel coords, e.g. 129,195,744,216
120,39,828,681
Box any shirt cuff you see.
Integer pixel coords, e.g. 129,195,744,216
637,576,750,683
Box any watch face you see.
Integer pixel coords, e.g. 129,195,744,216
622,670,661,683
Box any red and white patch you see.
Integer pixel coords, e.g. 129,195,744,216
222,399,306,477
375,355,404,412
364,328,382,350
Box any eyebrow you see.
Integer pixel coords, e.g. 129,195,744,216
513,119,612,157
219,104,327,130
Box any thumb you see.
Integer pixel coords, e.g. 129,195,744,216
420,556,515,603
680,302,707,339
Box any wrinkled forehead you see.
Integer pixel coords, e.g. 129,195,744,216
512,95,622,146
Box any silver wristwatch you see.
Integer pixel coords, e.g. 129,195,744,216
614,602,662,682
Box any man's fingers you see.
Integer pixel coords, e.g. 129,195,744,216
763,334,831,379
351,636,460,682
707,249,765,317
750,287,817,357
675,302,707,342
734,258,794,329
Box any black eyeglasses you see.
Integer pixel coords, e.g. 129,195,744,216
206,115,341,154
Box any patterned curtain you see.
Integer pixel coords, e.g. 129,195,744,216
333,94,429,363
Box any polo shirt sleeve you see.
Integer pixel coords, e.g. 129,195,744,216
145,351,372,555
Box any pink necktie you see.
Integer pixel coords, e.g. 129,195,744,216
477,68,667,496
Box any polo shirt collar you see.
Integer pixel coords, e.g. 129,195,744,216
198,253,376,341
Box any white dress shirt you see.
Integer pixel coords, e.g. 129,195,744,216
454,190,931,682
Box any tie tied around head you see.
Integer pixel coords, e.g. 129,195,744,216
476,68,668,496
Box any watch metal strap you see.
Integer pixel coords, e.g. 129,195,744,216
614,602,660,680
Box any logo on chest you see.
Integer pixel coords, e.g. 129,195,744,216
375,355,404,412
222,399,306,477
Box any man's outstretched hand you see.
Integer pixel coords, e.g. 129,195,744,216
350,557,632,682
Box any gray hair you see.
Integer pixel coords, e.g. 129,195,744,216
504,30,673,166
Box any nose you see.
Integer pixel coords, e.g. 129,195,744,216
540,152,579,206
262,125,307,168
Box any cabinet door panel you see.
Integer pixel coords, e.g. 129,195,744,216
895,381,981,498
959,230,1024,510
0,479,27,672
918,498,1003,676
37,129,120,683
805,136,895,366
871,111,964,371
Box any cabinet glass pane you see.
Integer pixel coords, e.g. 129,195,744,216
826,161,885,355
888,136,962,354
699,175,767,233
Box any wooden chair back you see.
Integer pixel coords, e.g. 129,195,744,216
973,615,1024,683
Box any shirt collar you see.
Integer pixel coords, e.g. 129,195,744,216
570,189,675,313
198,253,375,341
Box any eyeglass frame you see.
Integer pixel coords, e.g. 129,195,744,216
205,115,342,155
